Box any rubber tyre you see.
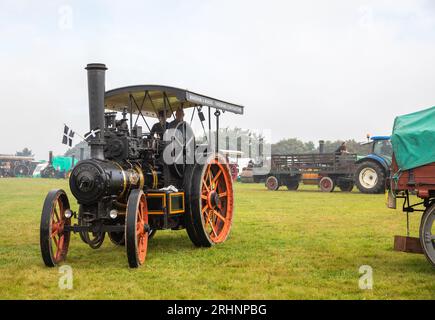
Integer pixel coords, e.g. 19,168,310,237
355,161,385,194
420,204,435,267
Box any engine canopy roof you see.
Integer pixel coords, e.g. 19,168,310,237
105,85,244,118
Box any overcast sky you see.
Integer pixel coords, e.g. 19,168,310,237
1,0,435,160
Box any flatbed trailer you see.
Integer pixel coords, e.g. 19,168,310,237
260,153,357,192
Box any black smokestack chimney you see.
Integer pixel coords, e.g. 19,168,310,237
85,63,107,160
319,140,325,154
48,151,53,165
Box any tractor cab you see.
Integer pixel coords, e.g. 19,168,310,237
370,136,392,165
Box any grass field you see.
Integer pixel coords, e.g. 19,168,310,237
0,178,434,300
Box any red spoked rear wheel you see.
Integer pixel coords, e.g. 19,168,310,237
126,189,149,268
40,189,71,267
185,154,234,247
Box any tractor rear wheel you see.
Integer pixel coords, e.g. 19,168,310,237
40,189,71,267
355,161,385,194
125,189,149,268
420,204,435,267
265,176,280,191
319,176,335,192
185,154,234,247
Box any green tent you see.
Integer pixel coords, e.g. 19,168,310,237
391,106,435,171
52,156,78,172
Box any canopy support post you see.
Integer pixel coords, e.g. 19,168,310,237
208,107,212,151
215,110,221,153
128,94,133,135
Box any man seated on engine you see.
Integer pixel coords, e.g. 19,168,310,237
150,110,169,140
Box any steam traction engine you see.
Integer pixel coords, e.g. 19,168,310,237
40,63,244,268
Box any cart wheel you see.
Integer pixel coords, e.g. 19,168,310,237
319,177,335,192
339,181,354,192
126,189,149,268
266,176,279,191
78,206,105,249
185,154,234,247
420,204,435,267
285,180,299,191
14,164,30,177
40,189,71,267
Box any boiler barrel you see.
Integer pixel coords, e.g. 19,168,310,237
69,160,143,205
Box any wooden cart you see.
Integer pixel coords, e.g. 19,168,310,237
260,153,357,192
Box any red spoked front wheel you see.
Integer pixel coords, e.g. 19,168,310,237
319,176,335,192
126,189,149,268
185,154,234,247
40,189,71,267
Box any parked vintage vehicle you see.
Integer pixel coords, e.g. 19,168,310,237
0,155,35,177
387,106,435,267
40,63,244,268
258,152,357,192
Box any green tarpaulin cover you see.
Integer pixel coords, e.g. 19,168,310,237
391,106,435,171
